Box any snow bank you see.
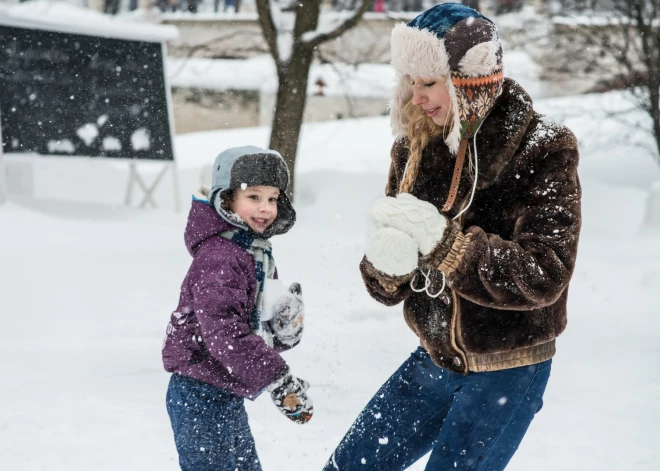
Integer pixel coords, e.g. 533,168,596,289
0,1,178,42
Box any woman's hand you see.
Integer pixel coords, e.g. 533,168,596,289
364,226,419,277
369,193,448,256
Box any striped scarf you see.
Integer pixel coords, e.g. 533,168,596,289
220,229,276,347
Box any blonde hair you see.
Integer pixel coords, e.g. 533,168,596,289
398,98,450,194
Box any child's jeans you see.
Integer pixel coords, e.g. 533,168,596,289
323,347,551,471
166,374,261,471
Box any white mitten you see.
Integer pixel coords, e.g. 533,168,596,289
370,193,447,256
364,226,419,276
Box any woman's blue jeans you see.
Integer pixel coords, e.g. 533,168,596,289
323,347,551,471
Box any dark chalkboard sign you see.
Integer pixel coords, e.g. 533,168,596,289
0,23,174,161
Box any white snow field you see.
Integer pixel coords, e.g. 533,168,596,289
2,88,660,470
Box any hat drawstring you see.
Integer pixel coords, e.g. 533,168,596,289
453,128,480,221
410,268,446,298
411,127,480,299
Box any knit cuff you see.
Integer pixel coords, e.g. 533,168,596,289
420,221,472,277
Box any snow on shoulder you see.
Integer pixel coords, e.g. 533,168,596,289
0,1,178,43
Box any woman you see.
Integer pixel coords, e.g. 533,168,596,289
323,4,581,471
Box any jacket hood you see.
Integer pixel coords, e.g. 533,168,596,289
184,189,236,256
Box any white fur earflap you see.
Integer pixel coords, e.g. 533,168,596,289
444,75,462,155
458,41,500,77
389,73,413,137
391,23,451,79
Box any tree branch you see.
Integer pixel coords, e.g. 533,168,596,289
303,0,372,50
168,32,266,79
256,0,281,66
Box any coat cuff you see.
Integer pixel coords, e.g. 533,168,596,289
266,364,290,392
360,257,414,306
420,220,472,277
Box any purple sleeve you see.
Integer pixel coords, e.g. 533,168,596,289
190,249,286,393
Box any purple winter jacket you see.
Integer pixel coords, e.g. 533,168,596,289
162,198,289,399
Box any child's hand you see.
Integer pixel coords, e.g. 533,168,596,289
270,283,304,346
267,369,313,424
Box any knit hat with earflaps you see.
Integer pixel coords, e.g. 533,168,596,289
209,145,296,238
390,3,504,156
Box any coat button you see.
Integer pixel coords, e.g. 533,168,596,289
453,357,462,366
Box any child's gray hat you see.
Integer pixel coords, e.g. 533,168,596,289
210,146,296,238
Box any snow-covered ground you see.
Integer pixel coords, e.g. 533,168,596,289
2,87,660,470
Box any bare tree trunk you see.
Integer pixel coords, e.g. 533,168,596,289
270,49,315,197
650,85,660,167
630,0,660,167
256,0,372,198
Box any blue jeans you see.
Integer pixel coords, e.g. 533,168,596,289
166,374,261,471
323,347,551,471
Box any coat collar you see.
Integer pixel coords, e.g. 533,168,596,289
470,78,534,189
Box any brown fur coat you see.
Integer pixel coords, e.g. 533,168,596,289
360,78,582,373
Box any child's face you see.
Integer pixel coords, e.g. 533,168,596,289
229,185,280,233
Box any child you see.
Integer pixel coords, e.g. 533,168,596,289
162,146,313,471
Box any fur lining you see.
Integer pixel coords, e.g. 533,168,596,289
458,41,500,77
444,75,462,155
389,74,414,138
390,23,450,79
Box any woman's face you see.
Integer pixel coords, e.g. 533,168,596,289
410,77,452,127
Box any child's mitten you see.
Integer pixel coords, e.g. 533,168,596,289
270,283,304,346
370,193,448,256
267,368,313,424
